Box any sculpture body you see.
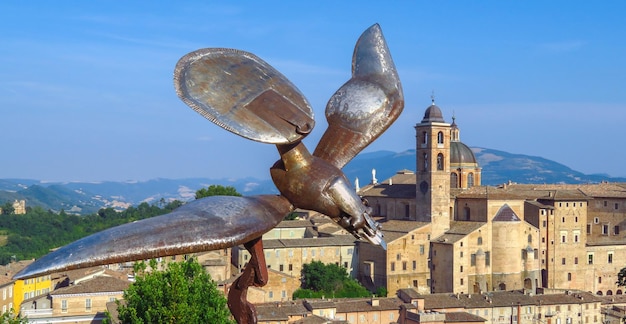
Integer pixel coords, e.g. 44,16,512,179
15,23,403,324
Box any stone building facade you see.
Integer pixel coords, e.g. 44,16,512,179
358,98,626,297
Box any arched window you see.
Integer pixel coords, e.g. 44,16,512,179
450,173,458,188
468,173,474,188
423,153,428,171
607,290,613,295
422,131,428,145
437,153,444,170
617,290,623,295
477,236,483,245
464,207,470,221
437,131,444,144
597,291,603,296
498,283,506,291
528,234,532,243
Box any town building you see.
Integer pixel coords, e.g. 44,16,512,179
358,98,626,297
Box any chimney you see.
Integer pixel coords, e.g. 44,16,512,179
371,298,379,307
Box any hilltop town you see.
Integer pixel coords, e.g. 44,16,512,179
2,98,626,324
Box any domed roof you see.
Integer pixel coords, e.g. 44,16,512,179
450,141,477,165
421,102,445,123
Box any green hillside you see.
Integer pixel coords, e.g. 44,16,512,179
0,200,182,265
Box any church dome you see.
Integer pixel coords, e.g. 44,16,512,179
450,141,477,165
421,102,445,123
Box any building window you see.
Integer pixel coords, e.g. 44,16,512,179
562,258,566,265
347,248,353,255
413,260,416,270
594,217,599,224
460,265,464,272
468,173,474,188
422,131,428,145
437,153,444,170
587,224,591,234
460,251,464,258
391,262,395,272
437,131,444,144
451,173,459,188
615,203,619,210
485,252,491,266
608,253,613,264
423,153,428,171
588,253,594,265
574,257,578,264
61,300,68,313
403,261,407,271
543,220,547,228
460,278,464,285
568,273,572,281
269,291,273,298
419,245,425,255
413,280,418,287
477,237,483,245
602,224,609,235
85,298,92,311
615,226,620,235
528,234,532,243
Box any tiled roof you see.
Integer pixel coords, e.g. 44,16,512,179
262,235,357,249
1,260,34,285
359,171,416,199
445,311,487,322
492,204,521,222
276,220,315,228
414,290,602,310
51,276,130,295
255,301,309,321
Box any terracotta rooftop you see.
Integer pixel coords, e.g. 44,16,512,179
255,301,309,321
359,170,416,199
1,260,34,285
492,204,521,222
51,276,130,295
263,235,357,249
410,289,602,310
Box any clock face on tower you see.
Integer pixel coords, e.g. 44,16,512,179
420,181,429,194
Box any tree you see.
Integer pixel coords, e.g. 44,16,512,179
0,310,28,324
293,261,371,299
0,202,14,215
195,185,242,199
617,266,626,287
112,258,234,324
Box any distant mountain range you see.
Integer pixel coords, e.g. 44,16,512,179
2,147,625,215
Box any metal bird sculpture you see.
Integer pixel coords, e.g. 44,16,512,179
14,23,403,323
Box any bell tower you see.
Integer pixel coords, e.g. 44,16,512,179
415,97,451,238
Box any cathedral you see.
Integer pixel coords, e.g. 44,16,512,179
357,98,626,297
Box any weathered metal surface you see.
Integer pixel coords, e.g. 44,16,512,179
14,195,292,279
174,48,314,144
313,23,404,169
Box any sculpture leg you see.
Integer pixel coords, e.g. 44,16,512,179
228,236,268,324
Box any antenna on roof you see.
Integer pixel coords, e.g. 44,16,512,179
431,90,435,105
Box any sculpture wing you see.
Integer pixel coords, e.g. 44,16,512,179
14,195,292,279
313,24,404,169
174,48,314,144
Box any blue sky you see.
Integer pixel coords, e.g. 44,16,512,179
2,1,625,182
